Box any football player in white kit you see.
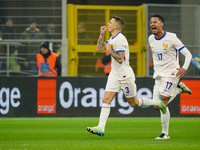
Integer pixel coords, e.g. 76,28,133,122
87,16,166,137
149,14,192,140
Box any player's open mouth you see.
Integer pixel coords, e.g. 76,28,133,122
151,27,156,32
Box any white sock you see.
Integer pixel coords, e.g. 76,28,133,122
159,88,179,135
97,103,111,132
160,107,170,135
138,97,160,107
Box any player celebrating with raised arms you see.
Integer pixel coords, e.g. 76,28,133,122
148,14,192,140
87,16,166,137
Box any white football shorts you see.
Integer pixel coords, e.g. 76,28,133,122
153,76,180,100
105,74,137,98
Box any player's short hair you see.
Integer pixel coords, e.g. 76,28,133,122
151,14,164,23
112,16,125,29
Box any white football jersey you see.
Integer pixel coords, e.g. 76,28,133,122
148,31,185,79
107,32,135,80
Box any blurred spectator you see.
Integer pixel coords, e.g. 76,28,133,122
102,51,111,76
44,23,57,39
21,18,44,40
0,20,2,71
44,23,60,55
77,22,93,44
1,17,20,72
1,17,17,39
0,46,4,72
36,41,61,76
54,44,62,59
20,18,44,75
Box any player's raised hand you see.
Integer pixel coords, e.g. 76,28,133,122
100,26,108,33
97,26,107,51
176,68,186,78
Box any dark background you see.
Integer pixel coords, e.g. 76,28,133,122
67,0,180,5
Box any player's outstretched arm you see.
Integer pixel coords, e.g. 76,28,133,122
97,26,107,51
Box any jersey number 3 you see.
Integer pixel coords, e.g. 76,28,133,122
125,87,129,93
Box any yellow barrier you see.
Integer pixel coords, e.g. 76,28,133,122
67,4,146,76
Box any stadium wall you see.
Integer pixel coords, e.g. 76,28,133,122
0,77,199,117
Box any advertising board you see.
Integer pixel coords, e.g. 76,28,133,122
0,77,198,117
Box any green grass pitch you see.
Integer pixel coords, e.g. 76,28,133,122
0,117,199,150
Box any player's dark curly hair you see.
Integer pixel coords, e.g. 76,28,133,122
151,14,164,23
112,16,125,29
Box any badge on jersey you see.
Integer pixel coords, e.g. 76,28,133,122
162,43,168,50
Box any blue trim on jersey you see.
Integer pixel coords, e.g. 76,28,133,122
116,50,125,53
106,41,109,43
178,46,186,51
154,31,166,40
112,32,121,39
